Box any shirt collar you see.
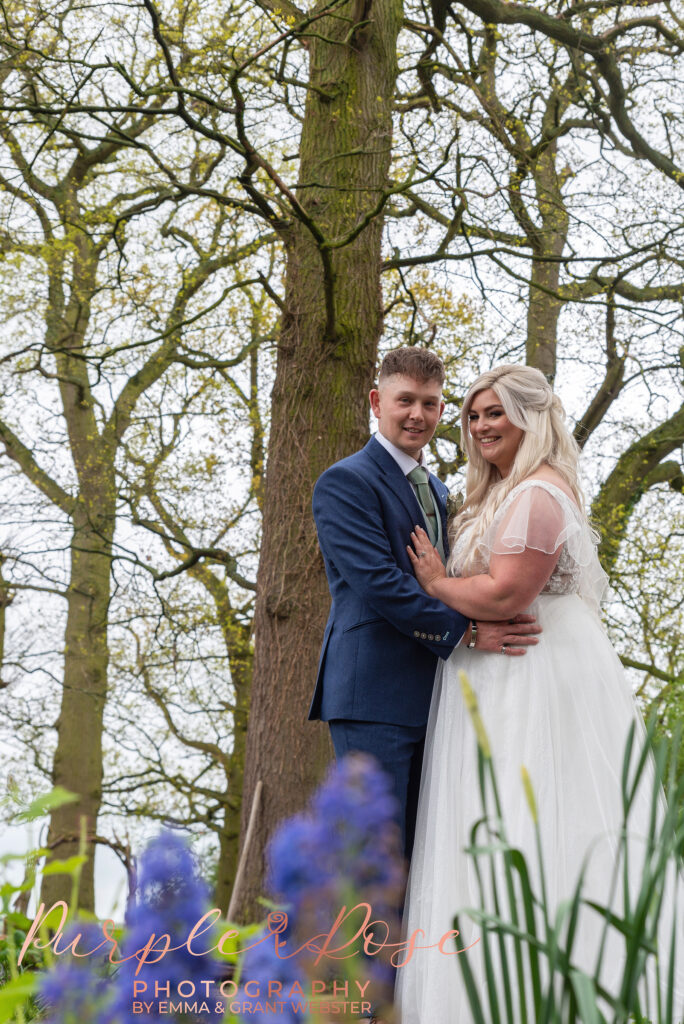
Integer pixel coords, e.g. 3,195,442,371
374,430,429,476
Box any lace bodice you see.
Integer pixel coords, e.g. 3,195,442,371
448,479,608,611
540,542,582,595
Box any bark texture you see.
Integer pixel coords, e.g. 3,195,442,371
43,495,114,908
235,0,403,919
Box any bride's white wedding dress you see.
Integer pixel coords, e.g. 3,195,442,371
396,479,683,1023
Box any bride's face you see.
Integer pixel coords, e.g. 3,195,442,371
468,388,524,477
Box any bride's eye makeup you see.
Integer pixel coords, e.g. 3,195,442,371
469,408,504,420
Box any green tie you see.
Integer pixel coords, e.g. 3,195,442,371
408,466,438,544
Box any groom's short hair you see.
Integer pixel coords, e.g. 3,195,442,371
377,347,445,386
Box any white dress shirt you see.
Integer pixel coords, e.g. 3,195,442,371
373,429,428,475
374,430,445,560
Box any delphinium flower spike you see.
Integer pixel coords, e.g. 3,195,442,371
38,922,112,1024
108,831,219,1024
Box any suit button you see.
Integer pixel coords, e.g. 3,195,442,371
420,632,427,639
413,630,420,637
435,635,442,641
428,634,434,640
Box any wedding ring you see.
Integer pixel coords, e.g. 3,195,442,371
418,552,427,558
501,643,508,655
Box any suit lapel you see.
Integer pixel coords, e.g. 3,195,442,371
365,438,450,554
365,436,423,524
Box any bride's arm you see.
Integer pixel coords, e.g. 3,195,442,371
407,524,562,619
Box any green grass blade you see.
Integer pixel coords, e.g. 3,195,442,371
569,969,606,1024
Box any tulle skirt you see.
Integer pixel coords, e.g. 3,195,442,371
396,593,684,1023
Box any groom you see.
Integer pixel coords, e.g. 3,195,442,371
310,347,541,859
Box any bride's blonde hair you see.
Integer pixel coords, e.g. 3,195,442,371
451,364,589,572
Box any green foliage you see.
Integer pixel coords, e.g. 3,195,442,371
0,974,39,1024
0,787,84,1024
13,791,79,826
456,671,683,1024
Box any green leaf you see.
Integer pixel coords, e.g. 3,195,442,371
215,919,267,964
2,911,34,931
454,913,488,1024
0,973,38,1022
569,969,605,1024
0,881,34,902
14,788,79,824
0,850,50,867
41,855,88,876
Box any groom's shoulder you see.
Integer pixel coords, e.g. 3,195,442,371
317,440,375,479
314,440,377,497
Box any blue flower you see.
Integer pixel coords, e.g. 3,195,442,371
38,922,111,1024
268,754,404,924
312,753,399,837
267,814,331,917
261,754,406,1015
108,830,219,1023
236,932,303,1024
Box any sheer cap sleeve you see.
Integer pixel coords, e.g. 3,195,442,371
476,480,609,613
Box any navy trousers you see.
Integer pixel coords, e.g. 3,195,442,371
328,719,426,862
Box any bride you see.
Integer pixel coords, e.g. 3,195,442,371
395,364,683,1023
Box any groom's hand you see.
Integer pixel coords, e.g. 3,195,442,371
464,614,541,656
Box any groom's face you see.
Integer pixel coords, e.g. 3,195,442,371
369,374,445,460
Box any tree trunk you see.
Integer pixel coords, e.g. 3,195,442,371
592,402,684,572
214,614,252,914
41,492,114,912
235,0,402,920
526,253,564,379
525,140,569,380
39,210,115,912
0,554,13,685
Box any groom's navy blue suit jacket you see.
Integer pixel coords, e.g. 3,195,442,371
309,435,469,727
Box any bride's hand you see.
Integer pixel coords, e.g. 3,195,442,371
407,525,446,592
